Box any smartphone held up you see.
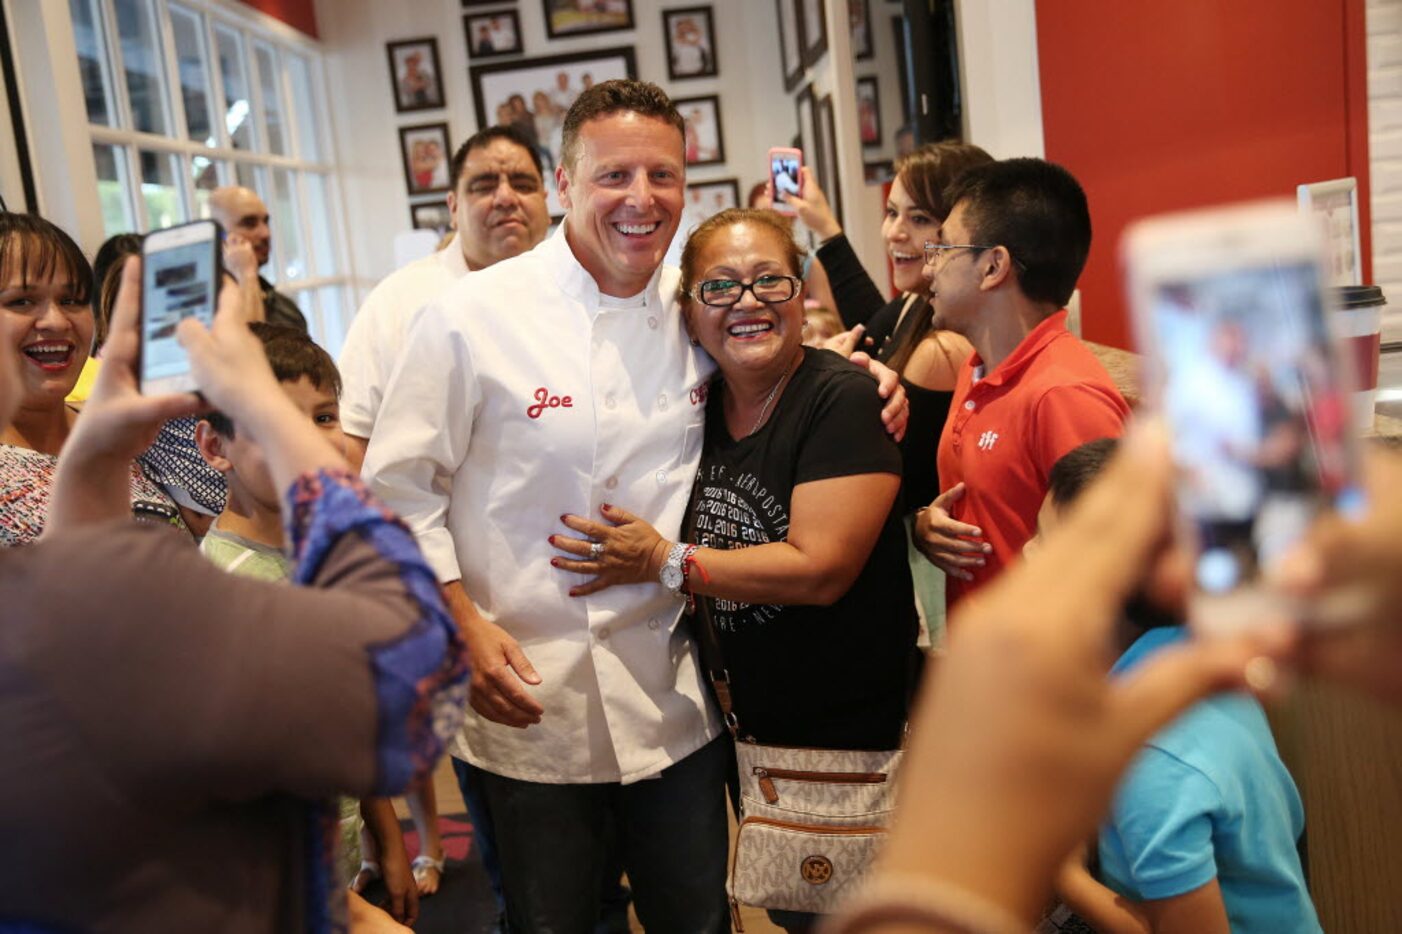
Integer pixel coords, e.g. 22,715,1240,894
768,147,802,215
1124,201,1363,635
139,220,223,396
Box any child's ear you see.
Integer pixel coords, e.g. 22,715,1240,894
194,420,233,474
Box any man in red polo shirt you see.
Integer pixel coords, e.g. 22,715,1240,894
914,158,1129,609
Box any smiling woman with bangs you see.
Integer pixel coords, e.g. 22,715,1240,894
0,212,186,545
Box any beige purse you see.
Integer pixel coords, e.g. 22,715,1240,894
693,602,903,929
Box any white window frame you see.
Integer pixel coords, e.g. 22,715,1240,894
72,0,353,342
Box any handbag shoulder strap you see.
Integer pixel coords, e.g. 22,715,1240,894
681,486,746,737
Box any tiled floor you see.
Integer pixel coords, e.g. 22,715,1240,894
396,758,783,932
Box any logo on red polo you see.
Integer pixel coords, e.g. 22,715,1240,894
527,387,574,419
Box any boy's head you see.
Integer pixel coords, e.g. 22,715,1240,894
1030,436,1180,640
937,158,1091,312
196,323,345,513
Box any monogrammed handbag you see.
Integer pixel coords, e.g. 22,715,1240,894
689,598,903,930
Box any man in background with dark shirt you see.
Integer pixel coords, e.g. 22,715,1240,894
209,185,309,332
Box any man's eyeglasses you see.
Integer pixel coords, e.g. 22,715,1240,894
923,241,1027,273
690,274,802,307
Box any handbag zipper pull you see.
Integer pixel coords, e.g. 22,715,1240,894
753,767,779,804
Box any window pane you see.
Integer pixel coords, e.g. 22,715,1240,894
69,0,115,126
93,143,135,238
302,173,338,277
168,4,215,143
234,161,264,192
113,0,169,135
191,155,226,217
139,150,183,230
316,286,348,357
214,25,256,151
286,54,323,162
253,43,287,156
269,168,306,282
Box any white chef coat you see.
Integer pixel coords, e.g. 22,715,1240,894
338,235,471,439
363,226,722,784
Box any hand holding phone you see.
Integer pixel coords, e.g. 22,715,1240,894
1124,200,1362,635
140,220,223,395
768,147,803,215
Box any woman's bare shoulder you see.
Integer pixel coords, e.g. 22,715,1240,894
904,331,973,391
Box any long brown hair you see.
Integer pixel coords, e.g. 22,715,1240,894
883,141,993,375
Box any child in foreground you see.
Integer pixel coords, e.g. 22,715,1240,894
194,322,422,927
1037,438,1321,934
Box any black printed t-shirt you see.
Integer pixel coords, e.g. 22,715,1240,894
690,347,919,750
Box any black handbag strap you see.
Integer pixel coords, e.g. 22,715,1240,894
680,486,745,737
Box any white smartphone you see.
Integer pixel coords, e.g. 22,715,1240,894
1124,200,1363,636
140,220,222,395
768,147,803,215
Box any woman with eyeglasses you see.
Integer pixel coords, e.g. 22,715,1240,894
550,208,920,933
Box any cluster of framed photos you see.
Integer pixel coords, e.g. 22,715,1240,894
386,1,741,232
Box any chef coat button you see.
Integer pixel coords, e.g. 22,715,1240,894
655,469,668,486
597,627,610,641
647,316,658,329
657,393,668,411
648,618,660,631
605,394,617,410
964,400,976,411
605,475,618,490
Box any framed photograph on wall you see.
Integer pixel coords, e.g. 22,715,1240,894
776,0,803,92
856,76,881,147
677,95,725,166
463,0,510,7
800,0,827,67
663,6,717,81
1298,177,1362,287
399,122,453,195
543,0,634,39
470,47,637,211
410,200,453,235
465,10,523,59
795,84,816,181
386,38,446,114
817,93,842,226
687,178,740,215
850,0,873,59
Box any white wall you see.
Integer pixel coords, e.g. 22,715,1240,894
1368,0,1402,339
316,0,796,299
955,0,1044,159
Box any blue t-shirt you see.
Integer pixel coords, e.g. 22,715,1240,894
1099,626,1321,933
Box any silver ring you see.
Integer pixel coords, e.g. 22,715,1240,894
589,541,605,559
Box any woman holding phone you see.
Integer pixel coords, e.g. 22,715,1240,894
781,143,993,640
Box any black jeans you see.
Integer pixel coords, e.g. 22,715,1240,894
479,736,731,934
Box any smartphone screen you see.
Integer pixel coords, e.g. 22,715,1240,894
1147,257,1359,618
141,222,219,393
770,150,801,210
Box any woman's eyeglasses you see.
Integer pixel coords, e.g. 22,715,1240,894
690,274,802,307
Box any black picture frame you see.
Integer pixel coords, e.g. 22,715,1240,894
469,47,637,212
863,160,895,185
816,93,842,226
685,177,741,218
398,122,453,195
850,0,873,60
662,6,718,81
410,200,453,234
798,0,828,68
676,94,725,167
856,75,881,147
776,0,803,92
463,0,510,7
386,38,446,114
464,10,523,59
794,83,816,199
543,0,634,39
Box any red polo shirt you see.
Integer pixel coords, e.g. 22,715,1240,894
938,311,1129,609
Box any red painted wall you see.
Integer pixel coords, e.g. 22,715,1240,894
237,0,317,39
1035,0,1370,348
